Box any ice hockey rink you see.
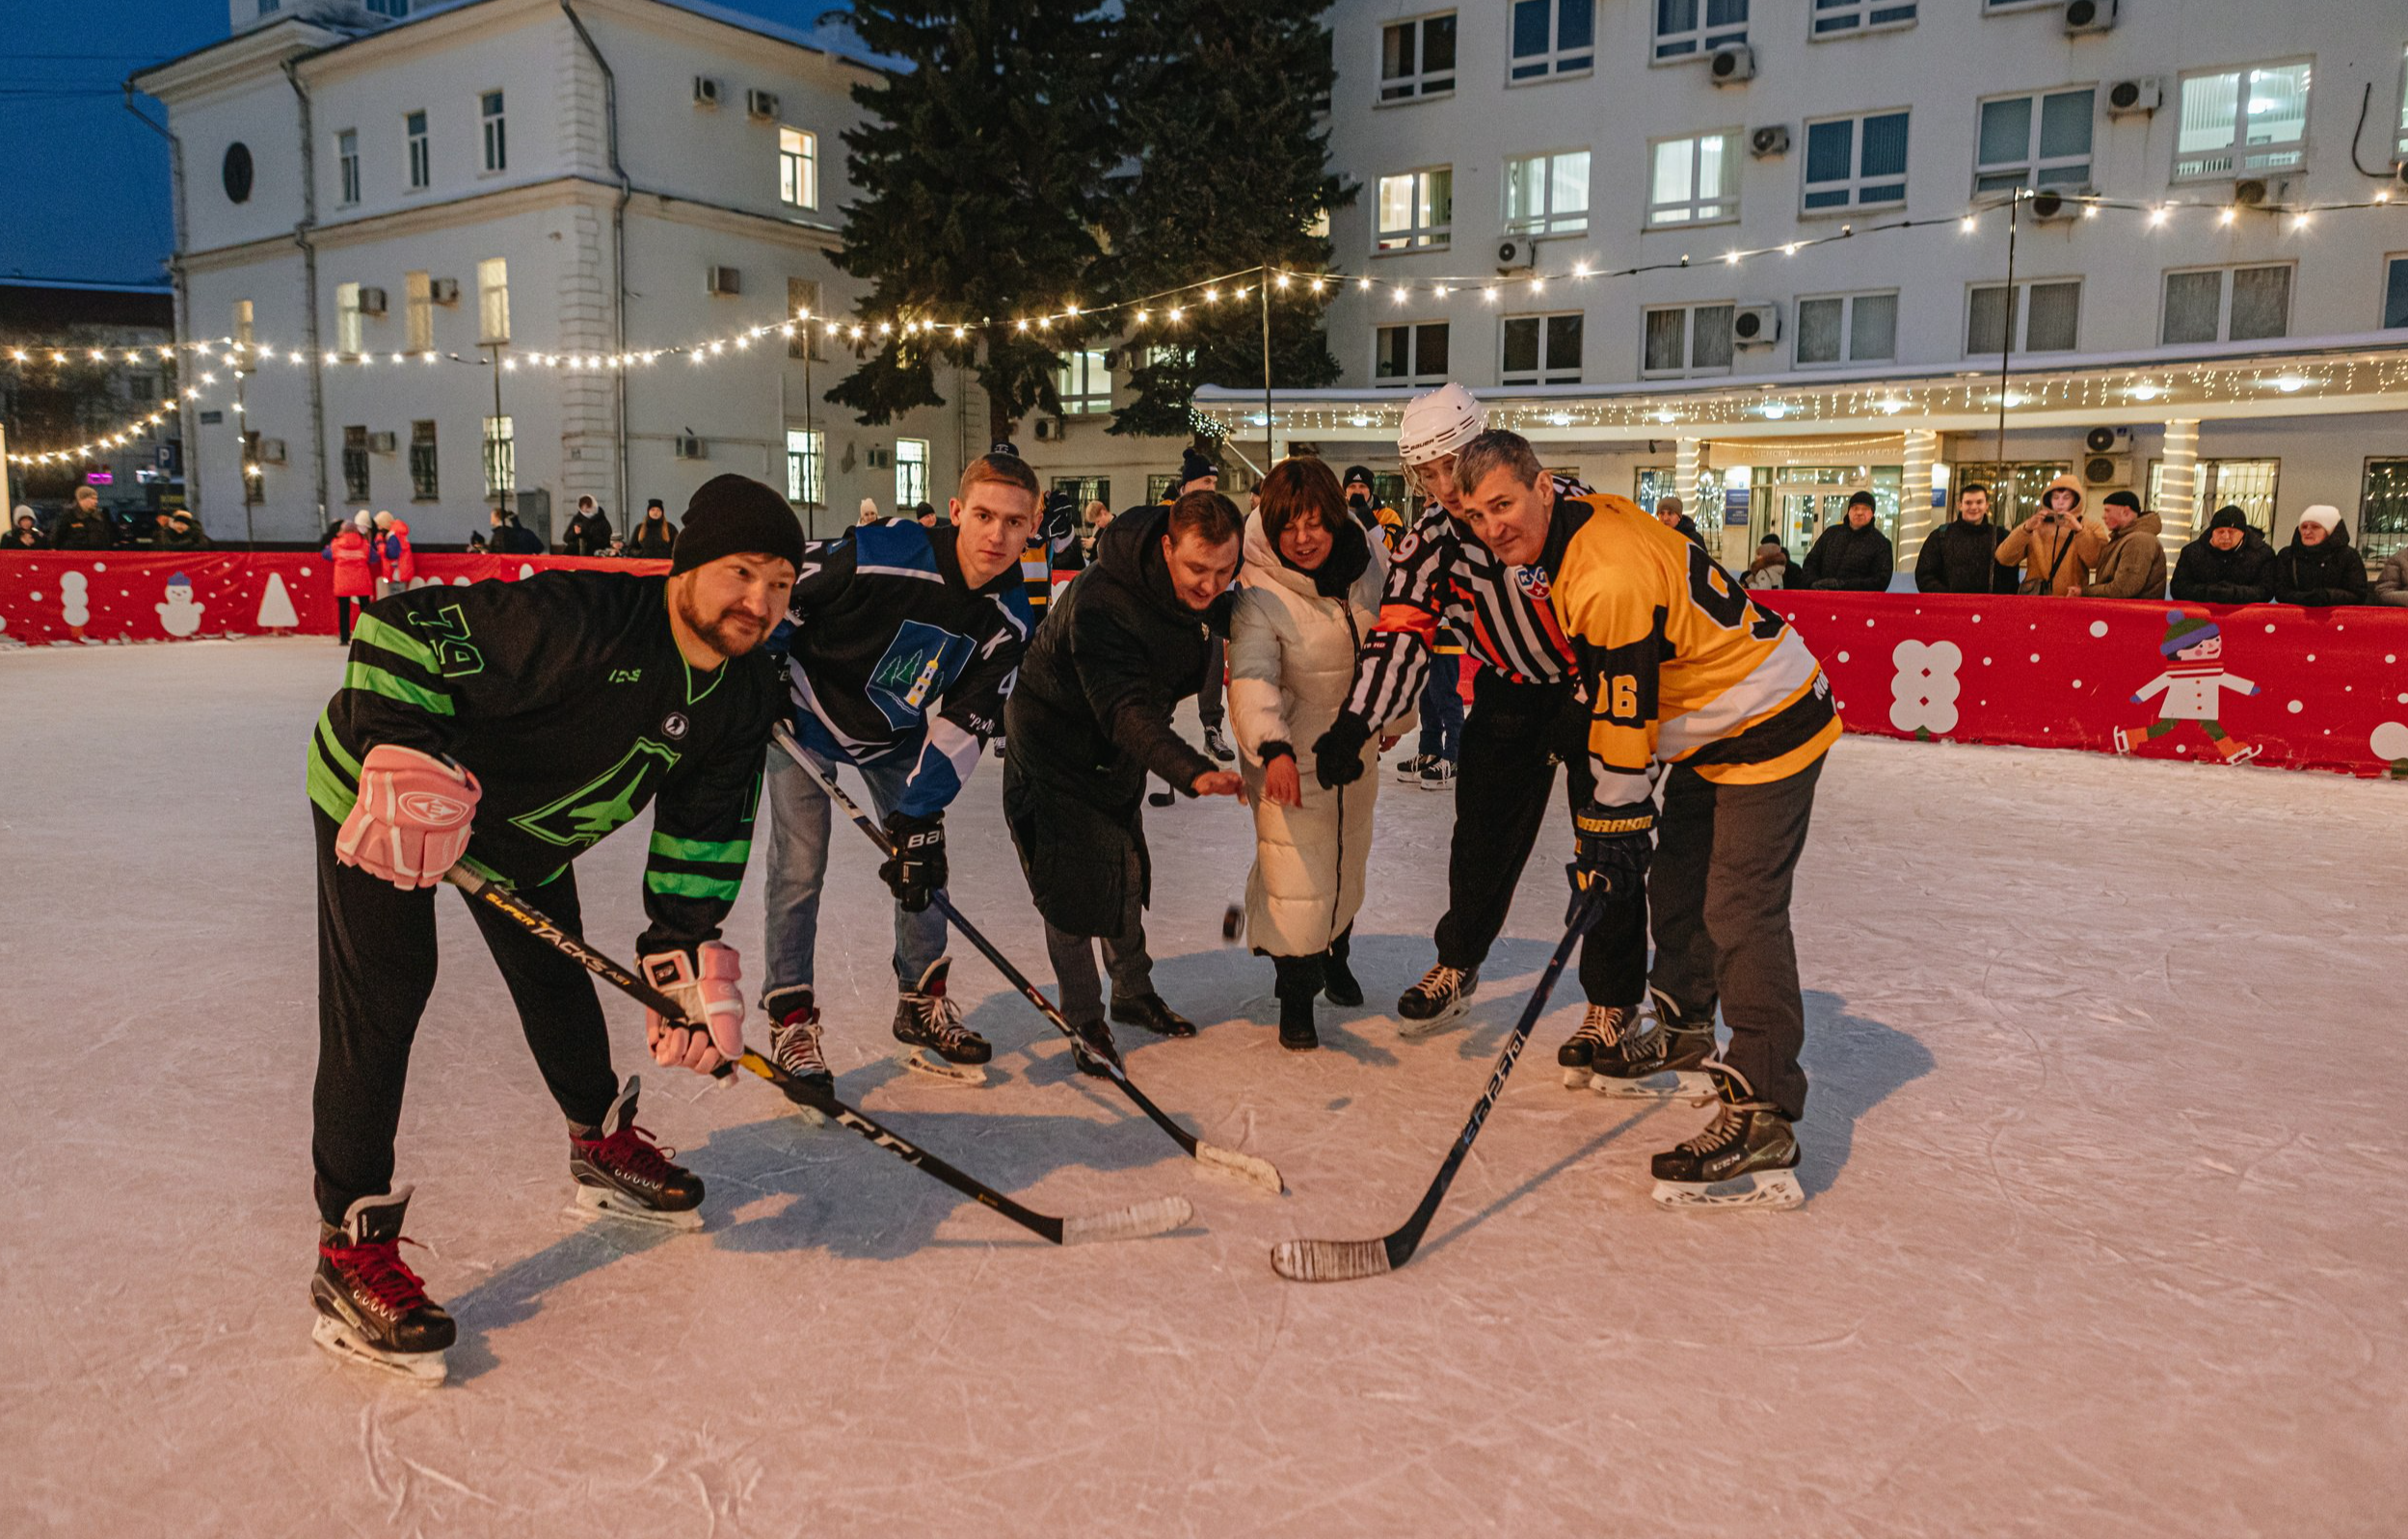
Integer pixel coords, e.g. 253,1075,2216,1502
3,636,2400,1537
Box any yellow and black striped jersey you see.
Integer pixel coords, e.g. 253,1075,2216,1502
1541,491,1839,804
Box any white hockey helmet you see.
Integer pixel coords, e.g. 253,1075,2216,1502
1398,383,1485,466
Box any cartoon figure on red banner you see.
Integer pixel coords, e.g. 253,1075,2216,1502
157,571,205,638
2115,609,2260,764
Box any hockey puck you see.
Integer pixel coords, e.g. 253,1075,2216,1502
1221,903,1243,943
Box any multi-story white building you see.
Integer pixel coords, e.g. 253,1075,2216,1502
134,0,987,546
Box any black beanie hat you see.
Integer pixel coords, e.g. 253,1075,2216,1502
1342,464,1375,491
671,473,805,575
2207,504,2250,531
1845,490,1876,510
1178,446,1217,486
2103,490,2143,513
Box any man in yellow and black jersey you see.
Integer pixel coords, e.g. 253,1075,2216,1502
1452,430,1837,1210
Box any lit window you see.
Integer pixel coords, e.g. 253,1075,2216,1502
335,281,363,354
1057,350,1110,414
1374,322,1451,386
2397,46,2408,157
1500,312,1583,385
1803,110,1909,211
780,127,817,209
896,438,929,508
1648,131,1738,226
1380,13,1457,101
1642,303,1734,378
405,108,429,190
1966,279,2081,355
1377,167,1453,251
786,429,824,505
1794,291,1897,365
2160,264,2291,345
482,415,515,504
2174,62,2309,181
481,91,505,173
404,271,433,352
1653,0,1747,61
1503,149,1590,237
231,299,255,362
1975,89,2094,193
477,256,509,344
336,128,360,204
1510,0,1593,80
1810,0,1914,37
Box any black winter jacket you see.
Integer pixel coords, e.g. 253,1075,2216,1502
1800,520,1893,592
628,516,677,558
49,505,115,549
1914,518,2012,595
2170,531,2275,605
2272,527,2369,607
562,508,614,557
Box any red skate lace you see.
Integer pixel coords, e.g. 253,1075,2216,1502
577,1124,678,1185
320,1235,434,1318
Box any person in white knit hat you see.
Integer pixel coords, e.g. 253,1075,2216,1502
2273,504,2368,607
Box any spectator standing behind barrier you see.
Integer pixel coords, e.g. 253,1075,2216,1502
1913,483,2012,594
2272,506,2369,607
154,508,212,550
5,506,42,548
1742,535,1791,590
50,486,115,549
628,499,676,558
323,512,376,643
373,512,415,591
1799,491,1893,591
2170,506,2275,605
1653,494,1707,550
2081,491,2167,600
488,507,546,555
562,495,612,556
1995,475,2102,596
2373,546,2408,607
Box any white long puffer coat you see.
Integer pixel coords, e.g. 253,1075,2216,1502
1227,513,1405,958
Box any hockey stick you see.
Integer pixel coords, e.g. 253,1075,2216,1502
771,723,1285,1194
443,866,1191,1246
1270,884,1609,1283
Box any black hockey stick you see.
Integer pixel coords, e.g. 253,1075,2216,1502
771,724,1284,1194
1270,884,1609,1282
443,866,1191,1246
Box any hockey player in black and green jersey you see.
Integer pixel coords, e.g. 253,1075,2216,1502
303,475,800,1384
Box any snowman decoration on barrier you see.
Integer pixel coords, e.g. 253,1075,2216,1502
157,571,206,638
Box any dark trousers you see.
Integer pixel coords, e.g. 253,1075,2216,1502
335,596,366,643
1041,842,1156,1026
1270,925,1351,999
1432,672,1637,1008
1647,757,1823,1120
1197,636,1226,730
1415,652,1464,761
310,809,620,1225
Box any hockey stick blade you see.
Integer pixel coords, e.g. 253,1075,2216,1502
1269,1237,1391,1284
1059,1195,1194,1246
1193,1141,1284,1194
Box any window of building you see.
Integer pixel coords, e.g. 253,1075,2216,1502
1500,312,1583,385
1948,460,2069,527
481,415,514,506
2145,458,2280,535
2361,457,2408,566
2160,263,2291,345
1966,278,2080,355
1794,290,1898,365
2397,46,2408,157
130,373,155,401
1053,475,1110,513
1653,0,1746,61
408,420,439,502
231,299,255,370
1146,473,1180,503
1376,167,1453,251
480,91,506,173
1811,0,1914,35
1975,88,2095,192
1380,13,1457,101
786,429,825,506
1375,321,1451,385
1057,350,1110,414
1642,303,1734,377
336,128,360,205
405,109,429,190
895,438,930,509
1510,0,1593,80
2174,62,2309,181
780,127,817,209
404,271,433,352
787,277,826,359
1503,149,1590,237
1804,110,1909,210
366,0,407,15
2382,253,2408,331
335,281,364,355
477,256,509,344
1647,131,1738,226
341,425,370,502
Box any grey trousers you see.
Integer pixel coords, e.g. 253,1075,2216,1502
1647,756,1824,1121
1043,844,1156,1026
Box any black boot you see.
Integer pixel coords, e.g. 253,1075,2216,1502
1320,927,1362,1008
1110,992,1197,1038
1272,955,1322,1051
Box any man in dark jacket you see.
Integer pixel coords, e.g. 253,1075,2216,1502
50,486,116,549
487,507,547,555
562,495,613,557
1799,491,1893,591
1913,483,2012,594
154,508,213,549
1002,491,1245,1067
1653,494,1708,550
2272,506,2369,606
2170,505,2275,605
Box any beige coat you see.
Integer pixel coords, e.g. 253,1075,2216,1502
2081,510,2168,599
1995,475,2105,596
1227,514,1399,957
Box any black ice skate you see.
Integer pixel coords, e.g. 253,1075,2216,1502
1557,1003,1635,1089
1396,963,1477,1039
894,958,992,1086
1589,988,1718,1100
1068,1018,1124,1078
1110,992,1197,1039
767,992,833,1125
1417,758,1457,792
1649,1060,1805,1210
1393,753,1431,783
310,1185,455,1386
568,1076,707,1231
1204,724,1237,763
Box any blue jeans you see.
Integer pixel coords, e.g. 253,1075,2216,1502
761,742,949,1017
1416,652,1464,761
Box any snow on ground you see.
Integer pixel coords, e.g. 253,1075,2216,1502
2,636,2402,1538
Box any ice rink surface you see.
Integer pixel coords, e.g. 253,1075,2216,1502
3,636,2402,1537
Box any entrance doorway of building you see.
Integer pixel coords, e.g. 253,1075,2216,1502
1770,467,1872,557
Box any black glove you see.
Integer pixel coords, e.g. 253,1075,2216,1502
879,812,947,913
1567,801,1654,916
1310,712,1373,788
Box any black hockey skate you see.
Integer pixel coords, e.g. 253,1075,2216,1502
310,1185,455,1385
1557,1003,1635,1089
569,1076,707,1231
1393,753,1431,783
1649,1060,1805,1210
766,992,833,1125
894,958,992,1086
1396,963,1477,1039
1111,992,1197,1039
1068,1018,1124,1078
1589,988,1718,1100
1204,725,1237,763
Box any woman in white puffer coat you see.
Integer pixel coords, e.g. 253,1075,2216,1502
1228,458,1408,1051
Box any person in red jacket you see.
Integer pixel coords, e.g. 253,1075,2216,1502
373,511,417,595
322,511,377,642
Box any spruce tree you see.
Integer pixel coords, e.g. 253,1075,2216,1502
1096,0,1353,443
827,1,1115,444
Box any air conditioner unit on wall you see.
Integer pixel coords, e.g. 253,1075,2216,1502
2105,78,2160,117
2083,453,2131,487
1749,124,1790,158
674,435,706,460
1033,418,1065,442
367,431,398,453
706,265,741,296
867,445,894,467
258,438,287,464
1708,43,1754,85
1495,238,1536,273
357,286,388,316
2028,186,2093,223
2084,426,2130,454
428,277,460,305
2063,0,2116,34
1732,302,1781,345
2234,176,2295,209
746,89,779,120
693,75,722,108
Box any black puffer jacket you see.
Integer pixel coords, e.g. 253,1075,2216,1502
2170,530,2276,605
1800,519,1893,592
2272,524,2370,607
1914,517,2011,595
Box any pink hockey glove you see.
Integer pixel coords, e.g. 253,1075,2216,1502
334,745,481,889
642,942,745,1075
